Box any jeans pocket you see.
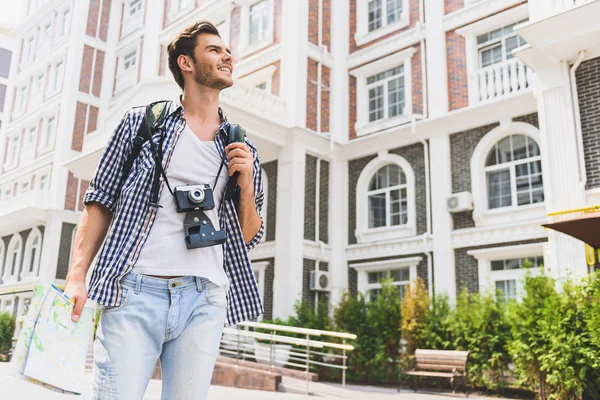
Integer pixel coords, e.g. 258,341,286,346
101,286,132,314
205,283,228,308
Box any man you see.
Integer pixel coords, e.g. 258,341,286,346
64,21,265,399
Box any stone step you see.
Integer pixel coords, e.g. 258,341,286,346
211,361,282,391
216,355,318,382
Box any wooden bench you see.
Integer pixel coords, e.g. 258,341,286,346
402,349,469,395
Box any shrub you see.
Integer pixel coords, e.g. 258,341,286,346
0,312,16,361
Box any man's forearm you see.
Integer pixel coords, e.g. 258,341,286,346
237,186,262,244
67,203,113,280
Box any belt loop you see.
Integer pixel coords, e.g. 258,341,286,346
135,274,142,295
196,277,203,292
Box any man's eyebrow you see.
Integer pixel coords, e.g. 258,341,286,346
206,44,232,55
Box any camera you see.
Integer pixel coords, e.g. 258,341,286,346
174,184,215,213
173,184,226,249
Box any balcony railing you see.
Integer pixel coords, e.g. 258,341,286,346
532,0,592,20
475,58,533,103
220,83,288,126
0,189,49,218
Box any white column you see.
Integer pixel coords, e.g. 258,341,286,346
279,0,308,127
38,216,63,284
273,137,306,318
535,63,587,281
424,0,448,117
329,0,349,143
328,159,349,306
429,135,456,302
140,0,163,81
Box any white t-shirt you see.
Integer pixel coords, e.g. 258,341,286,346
133,124,229,287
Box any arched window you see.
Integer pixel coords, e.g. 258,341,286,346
22,228,42,278
0,241,5,280
356,152,415,243
4,235,23,281
367,164,408,228
485,134,543,209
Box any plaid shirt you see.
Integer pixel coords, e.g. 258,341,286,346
83,98,265,325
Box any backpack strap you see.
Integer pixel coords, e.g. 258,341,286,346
121,100,172,184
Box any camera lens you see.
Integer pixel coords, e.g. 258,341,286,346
188,188,205,203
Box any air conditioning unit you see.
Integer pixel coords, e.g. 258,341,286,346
309,270,331,292
446,191,473,213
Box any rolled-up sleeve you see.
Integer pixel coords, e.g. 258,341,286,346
83,112,132,213
245,151,265,251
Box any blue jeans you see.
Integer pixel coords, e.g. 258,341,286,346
91,272,227,400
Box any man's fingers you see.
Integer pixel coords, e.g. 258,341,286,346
71,295,86,322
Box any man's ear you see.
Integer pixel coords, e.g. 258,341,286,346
177,54,193,73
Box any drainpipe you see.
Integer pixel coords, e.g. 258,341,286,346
569,51,587,189
410,114,433,298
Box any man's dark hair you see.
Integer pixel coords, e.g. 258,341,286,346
167,21,220,90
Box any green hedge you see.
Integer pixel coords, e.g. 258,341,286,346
273,272,600,399
0,312,15,361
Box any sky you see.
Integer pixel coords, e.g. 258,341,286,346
0,1,24,27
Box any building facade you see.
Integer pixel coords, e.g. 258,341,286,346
1,0,599,329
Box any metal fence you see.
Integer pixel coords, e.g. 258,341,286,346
219,320,356,392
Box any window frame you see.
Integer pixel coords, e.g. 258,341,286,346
239,64,277,94
115,41,142,94
352,257,420,301
22,228,42,279
349,48,415,137
355,151,416,243
355,0,410,47
39,114,57,152
3,234,23,283
167,0,196,20
237,0,275,57
4,134,21,168
122,0,145,37
468,242,545,301
56,7,71,40
470,122,546,226
367,164,409,229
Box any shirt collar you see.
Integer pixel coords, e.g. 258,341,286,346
171,95,230,141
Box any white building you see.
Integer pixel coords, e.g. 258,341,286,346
0,0,599,329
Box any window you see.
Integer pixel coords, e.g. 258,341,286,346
367,164,407,228
168,0,194,17
6,135,20,166
41,116,56,149
17,85,27,114
485,134,543,209
24,36,35,64
42,23,52,42
469,243,545,302
3,188,11,200
249,0,269,45
368,0,402,32
129,0,143,17
19,182,29,194
123,51,137,71
5,235,23,279
0,84,6,112
23,229,42,277
53,61,64,91
0,241,4,277
477,21,527,68
366,268,410,300
0,48,12,79
39,174,48,191
27,127,36,145
356,152,415,242
256,82,267,90
216,19,230,47
367,66,404,122
58,9,71,37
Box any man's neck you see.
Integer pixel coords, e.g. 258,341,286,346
180,86,221,125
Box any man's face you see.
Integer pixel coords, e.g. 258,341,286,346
190,33,233,90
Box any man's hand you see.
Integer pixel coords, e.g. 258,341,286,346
65,271,88,322
225,142,254,192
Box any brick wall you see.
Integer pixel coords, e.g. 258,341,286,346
271,60,281,96
99,0,111,42
412,43,423,115
455,238,548,295
87,0,111,42
348,143,426,245
72,102,100,150
56,223,77,280
308,0,331,50
348,75,357,139
64,172,79,210
159,45,168,76
93,50,105,97
349,0,420,53
445,0,464,14
576,56,600,189
302,259,329,310
262,160,278,241
78,180,90,211
319,160,330,243
79,46,105,98
449,113,539,228
304,154,317,241
446,31,468,111
253,257,275,320
87,0,101,37
306,59,319,131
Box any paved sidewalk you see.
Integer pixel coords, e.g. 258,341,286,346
0,362,508,399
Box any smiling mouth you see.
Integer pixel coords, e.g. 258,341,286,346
217,67,232,74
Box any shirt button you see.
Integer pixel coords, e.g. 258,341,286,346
170,283,176,288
